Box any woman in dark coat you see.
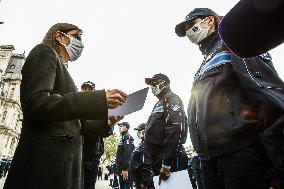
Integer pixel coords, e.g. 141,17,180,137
4,23,126,189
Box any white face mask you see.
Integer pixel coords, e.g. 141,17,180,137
119,126,126,133
186,18,211,45
137,130,145,140
150,81,165,96
61,33,84,62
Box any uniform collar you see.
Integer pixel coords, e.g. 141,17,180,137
157,88,171,100
121,131,128,136
198,31,220,55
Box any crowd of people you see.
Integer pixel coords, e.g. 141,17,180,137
2,1,284,189
0,157,11,179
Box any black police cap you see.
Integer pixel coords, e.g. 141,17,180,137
175,8,219,37
134,123,147,131
145,73,170,85
219,0,284,58
117,122,130,129
81,81,96,90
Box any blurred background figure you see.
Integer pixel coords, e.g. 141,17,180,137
188,153,203,189
116,122,135,189
130,123,154,189
81,81,112,189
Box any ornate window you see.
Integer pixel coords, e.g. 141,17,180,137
2,110,7,121
9,87,15,99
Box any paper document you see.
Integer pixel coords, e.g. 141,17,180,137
108,87,149,116
153,170,193,189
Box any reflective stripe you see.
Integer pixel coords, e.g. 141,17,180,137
200,51,231,76
152,106,164,113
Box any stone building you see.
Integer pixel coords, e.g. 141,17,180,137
0,45,25,158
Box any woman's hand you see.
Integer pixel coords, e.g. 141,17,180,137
106,89,127,109
108,116,124,128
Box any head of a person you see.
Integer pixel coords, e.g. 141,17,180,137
134,123,146,140
118,122,130,133
145,73,170,97
42,23,84,63
81,81,96,92
175,8,222,45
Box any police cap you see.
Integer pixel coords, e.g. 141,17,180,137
145,73,170,85
175,8,219,37
117,122,130,129
134,123,147,131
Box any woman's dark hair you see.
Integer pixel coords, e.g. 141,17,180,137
42,23,82,54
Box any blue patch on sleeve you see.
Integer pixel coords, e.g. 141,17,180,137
152,106,164,113
259,52,272,61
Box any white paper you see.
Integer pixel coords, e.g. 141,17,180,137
108,87,149,116
153,170,193,189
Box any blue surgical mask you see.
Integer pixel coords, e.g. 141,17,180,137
61,33,84,61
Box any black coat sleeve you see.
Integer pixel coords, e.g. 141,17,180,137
162,96,185,166
121,135,134,171
21,44,107,123
82,120,111,138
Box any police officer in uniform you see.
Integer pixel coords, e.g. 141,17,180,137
130,123,154,189
81,81,112,189
116,122,134,189
175,8,284,189
144,73,188,183
188,154,203,189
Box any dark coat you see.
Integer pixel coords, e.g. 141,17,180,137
189,32,284,187
130,141,153,186
82,120,111,162
145,89,187,166
116,132,134,173
4,44,107,189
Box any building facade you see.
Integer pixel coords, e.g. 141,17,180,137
0,45,25,159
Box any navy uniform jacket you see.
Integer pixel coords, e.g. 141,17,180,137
130,141,152,183
116,132,134,173
188,31,284,187
131,141,152,169
145,89,186,166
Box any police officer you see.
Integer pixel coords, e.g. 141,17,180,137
130,123,154,189
116,122,134,189
188,154,203,189
175,8,284,189
144,73,188,183
81,81,112,189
